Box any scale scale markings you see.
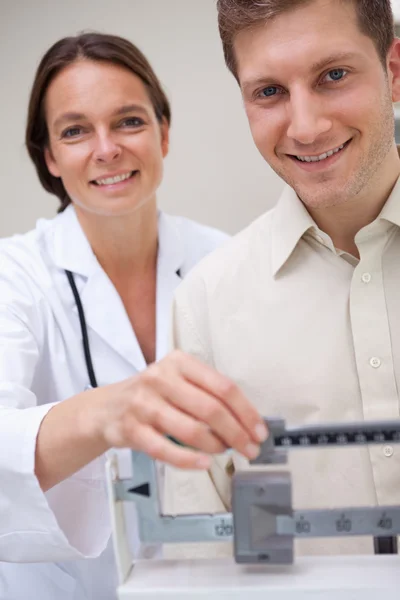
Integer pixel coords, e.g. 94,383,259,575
288,508,400,537
275,428,400,448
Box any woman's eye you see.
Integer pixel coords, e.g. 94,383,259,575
121,117,144,128
325,68,347,82
259,86,279,98
62,127,82,138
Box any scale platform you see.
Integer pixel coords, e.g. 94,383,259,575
116,555,400,600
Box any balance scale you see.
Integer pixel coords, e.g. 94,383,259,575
106,418,400,598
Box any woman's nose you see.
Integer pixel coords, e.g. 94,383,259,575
93,134,122,163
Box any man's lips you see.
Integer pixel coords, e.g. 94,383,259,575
286,139,352,163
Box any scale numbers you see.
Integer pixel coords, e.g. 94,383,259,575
281,437,292,446
318,435,329,444
336,514,352,533
299,436,310,446
295,516,311,534
377,512,393,531
287,507,400,539
336,434,348,444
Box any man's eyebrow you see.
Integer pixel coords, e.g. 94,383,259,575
53,104,150,130
241,52,360,94
310,51,360,73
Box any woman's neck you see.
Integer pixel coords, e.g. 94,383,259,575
74,201,159,281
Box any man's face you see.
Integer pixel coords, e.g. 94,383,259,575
234,0,400,210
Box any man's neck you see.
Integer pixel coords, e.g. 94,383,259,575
75,200,159,282
307,147,400,258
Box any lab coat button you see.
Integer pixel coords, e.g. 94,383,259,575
384,445,394,457
369,357,381,368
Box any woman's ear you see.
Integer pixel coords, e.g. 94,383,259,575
44,146,61,178
160,118,170,158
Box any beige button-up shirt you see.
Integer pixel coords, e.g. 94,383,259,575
165,180,400,558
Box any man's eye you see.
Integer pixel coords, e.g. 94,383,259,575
259,86,279,98
325,69,347,82
121,117,144,127
62,127,82,138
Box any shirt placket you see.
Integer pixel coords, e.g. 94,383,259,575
350,222,400,507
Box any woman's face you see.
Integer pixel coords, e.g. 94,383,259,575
44,59,169,217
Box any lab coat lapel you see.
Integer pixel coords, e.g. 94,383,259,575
80,268,147,372
50,205,147,372
155,213,184,361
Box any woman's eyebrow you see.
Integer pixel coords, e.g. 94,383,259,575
53,104,150,130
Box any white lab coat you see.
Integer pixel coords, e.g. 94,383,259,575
0,205,228,600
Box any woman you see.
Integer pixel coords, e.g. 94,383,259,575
0,33,266,600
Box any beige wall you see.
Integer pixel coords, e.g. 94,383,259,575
0,0,284,237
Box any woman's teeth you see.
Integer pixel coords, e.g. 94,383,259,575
296,143,346,163
95,171,133,185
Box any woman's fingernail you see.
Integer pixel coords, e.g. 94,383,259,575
196,455,211,469
245,443,260,459
255,423,268,442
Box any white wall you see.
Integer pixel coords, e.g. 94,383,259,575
0,0,283,237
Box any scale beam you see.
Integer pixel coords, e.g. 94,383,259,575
111,417,400,565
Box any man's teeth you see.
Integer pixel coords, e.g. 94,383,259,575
95,171,132,185
296,143,345,163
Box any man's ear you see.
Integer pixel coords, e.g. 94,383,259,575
160,118,170,158
44,146,61,178
387,39,400,103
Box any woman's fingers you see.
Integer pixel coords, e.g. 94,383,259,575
134,392,227,455
129,422,213,470
141,351,268,457
175,352,268,444
160,377,261,459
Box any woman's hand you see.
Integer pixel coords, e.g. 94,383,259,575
35,350,267,491
85,350,268,470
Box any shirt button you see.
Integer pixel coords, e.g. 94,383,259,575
384,445,394,457
361,273,371,283
369,357,381,368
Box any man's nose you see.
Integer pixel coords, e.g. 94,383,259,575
286,91,332,145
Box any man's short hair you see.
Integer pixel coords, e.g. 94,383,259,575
217,0,395,80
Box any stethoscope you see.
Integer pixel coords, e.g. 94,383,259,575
65,270,99,389
65,267,182,391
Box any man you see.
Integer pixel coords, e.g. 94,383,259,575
165,0,400,558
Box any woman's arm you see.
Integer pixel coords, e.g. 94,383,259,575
35,351,267,491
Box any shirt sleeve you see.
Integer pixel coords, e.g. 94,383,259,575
0,263,109,562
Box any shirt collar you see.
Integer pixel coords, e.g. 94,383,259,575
270,185,316,276
271,170,400,276
379,174,400,228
